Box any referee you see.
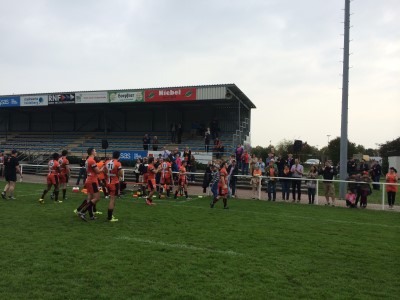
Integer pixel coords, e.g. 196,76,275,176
1,149,22,200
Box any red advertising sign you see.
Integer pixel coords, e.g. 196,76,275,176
145,88,196,102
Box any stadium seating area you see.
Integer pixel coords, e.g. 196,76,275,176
0,131,237,163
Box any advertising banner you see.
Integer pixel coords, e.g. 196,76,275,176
0,96,20,107
118,150,148,161
20,95,48,106
145,88,196,102
108,91,144,103
49,94,75,105
75,92,108,104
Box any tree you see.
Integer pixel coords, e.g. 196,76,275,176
326,137,357,165
379,137,400,173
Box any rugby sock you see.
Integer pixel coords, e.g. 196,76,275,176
77,199,88,211
174,191,178,199
41,190,48,199
166,188,170,197
184,191,188,199
223,198,227,207
87,202,94,218
93,204,97,212
54,191,59,201
108,209,113,220
62,189,66,199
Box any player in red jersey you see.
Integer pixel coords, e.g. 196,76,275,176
146,156,158,205
210,161,229,209
159,157,173,198
75,148,104,221
174,160,189,199
39,153,61,204
105,151,123,222
56,150,70,201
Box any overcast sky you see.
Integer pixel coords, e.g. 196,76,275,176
0,0,399,149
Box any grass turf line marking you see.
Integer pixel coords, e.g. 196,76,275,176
115,236,243,256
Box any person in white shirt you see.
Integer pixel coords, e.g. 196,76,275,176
290,159,304,202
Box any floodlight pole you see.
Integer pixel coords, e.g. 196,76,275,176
339,0,351,199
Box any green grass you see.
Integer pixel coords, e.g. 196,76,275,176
1,182,399,299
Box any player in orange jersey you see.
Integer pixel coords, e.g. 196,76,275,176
174,160,189,199
210,161,229,209
75,148,104,221
159,157,173,198
105,151,123,222
54,150,70,201
39,153,61,204
145,156,158,205
96,157,109,199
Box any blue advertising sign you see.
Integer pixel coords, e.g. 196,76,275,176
118,150,148,161
0,96,20,107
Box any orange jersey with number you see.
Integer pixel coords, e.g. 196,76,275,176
160,161,172,179
86,157,98,183
48,159,59,175
105,159,122,184
179,166,187,180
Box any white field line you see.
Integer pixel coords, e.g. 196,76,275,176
115,236,242,256
130,200,400,230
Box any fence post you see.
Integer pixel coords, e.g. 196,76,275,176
258,176,262,200
122,169,125,181
316,179,319,205
381,183,385,211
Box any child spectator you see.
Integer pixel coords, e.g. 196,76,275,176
346,189,357,208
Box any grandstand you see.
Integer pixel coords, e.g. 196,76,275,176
0,84,255,163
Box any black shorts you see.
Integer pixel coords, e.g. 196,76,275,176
5,174,16,182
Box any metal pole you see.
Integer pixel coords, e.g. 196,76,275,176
381,183,385,210
339,0,351,199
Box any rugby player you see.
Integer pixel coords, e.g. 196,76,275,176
39,153,61,203
105,151,122,222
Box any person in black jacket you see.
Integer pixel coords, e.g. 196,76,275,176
76,155,87,185
370,160,382,190
202,161,213,193
227,160,239,198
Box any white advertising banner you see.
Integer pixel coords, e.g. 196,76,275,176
108,91,144,103
75,92,108,104
20,95,48,106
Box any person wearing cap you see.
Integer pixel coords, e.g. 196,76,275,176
386,167,398,210
2,150,22,200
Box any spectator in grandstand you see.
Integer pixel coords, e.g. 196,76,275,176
204,128,211,153
280,164,291,200
319,161,338,206
210,117,219,140
251,164,262,199
0,151,4,177
202,161,213,193
370,160,382,190
386,167,398,210
214,138,224,159
38,152,61,204
227,159,238,198
177,123,183,144
1,149,22,200
241,150,249,175
161,147,170,159
266,159,278,201
183,147,191,162
152,136,159,151
284,153,295,169
142,134,150,150
235,144,243,170
306,165,318,204
170,123,176,143
359,171,372,208
133,158,141,183
76,155,87,185
290,158,304,202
